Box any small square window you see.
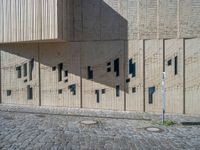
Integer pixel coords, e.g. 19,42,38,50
167,59,172,66
132,87,136,93
64,79,68,83
102,89,106,94
107,67,111,72
24,79,27,83
107,62,111,66
58,89,62,94
126,78,130,83
7,90,11,96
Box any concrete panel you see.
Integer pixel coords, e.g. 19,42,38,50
145,40,163,113
185,38,200,114
0,44,39,105
159,0,178,39
180,0,200,38
139,0,158,39
81,41,125,111
165,39,183,114
126,40,144,112
40,43,81,108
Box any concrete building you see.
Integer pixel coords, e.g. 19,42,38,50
0,0,200,115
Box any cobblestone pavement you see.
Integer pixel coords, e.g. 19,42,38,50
0,107,200,149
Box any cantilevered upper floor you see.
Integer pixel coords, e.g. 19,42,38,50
0,0,69,43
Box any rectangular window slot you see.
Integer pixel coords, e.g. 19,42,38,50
29,59,34,81
64,79,68,83
58,89,62,94
65,70,68,77
95,90,100,103
107,62,111,66
23,63,27,77
116,85,120,97
52,66,56,71
129,59,136,78
16,66,22,78
88,66,93,79
27,85,33,100
58,63,63,81
167,59,172,66
132,87,136,93
174,56,178,75
7,90,11,96
68,84,76,95
24,79,27,83
148,86,155,104
114,58,120,77
102,89,106,94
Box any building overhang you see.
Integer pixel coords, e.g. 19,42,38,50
0,0,68,44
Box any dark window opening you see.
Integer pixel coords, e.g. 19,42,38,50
88,66,93,79
29,59,34,81
107,67,111,72
16,66,22,78
52,66,56,71
174,56,178,75
107,62,111,66
126,78,130,83
114,58,120,77
65,70,68,77
7,90,11,96
95,90,100,103
58,63,63,81
132,87,136,93
24,79,27,83
68,84,76,95
58,89,62,94
23,63,27,77
64,79,68,83
116,85,120,97
129,59,136,78
148,86,155,104
102,89,106,94
167,59,172,66
27,85,33,100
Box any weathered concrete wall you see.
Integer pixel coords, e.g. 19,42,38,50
0,44,39,105
185,38,200,115
0,0,200,115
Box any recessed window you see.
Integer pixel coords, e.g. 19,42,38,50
29,59,34,81
132,87,136,93
102,89,106,94
58,63,63,81
107,62,111,66
24,79,27,83
114,58,120,77
68,84,76,95
7,90,11,96
95,90,100,103
116,85,120,97
167,59,172,66
23,63,27,77
174,56,178,75
129,59,136,78
65,70,68,77
27,85,33,100
148,86,155,104
126,78,130,83
64,79,68,83
107,67,111,72
58,89,62,94
88,66,93,79
52,66,56,71
16,66,22,78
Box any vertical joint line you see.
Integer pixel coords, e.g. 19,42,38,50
124,40,126,111
163,39,165,72
183,38,185,114
38,43,41,106
143,40,146,112
80,43,83,108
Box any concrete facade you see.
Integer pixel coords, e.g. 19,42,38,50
0,0,200,115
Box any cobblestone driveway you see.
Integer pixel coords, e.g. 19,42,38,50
0,109,200,149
